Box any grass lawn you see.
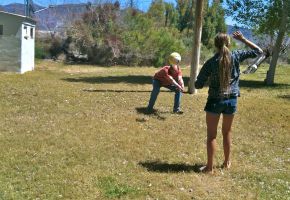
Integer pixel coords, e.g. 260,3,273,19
0,60,289,200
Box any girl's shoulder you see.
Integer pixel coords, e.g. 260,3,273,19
231,50,246,59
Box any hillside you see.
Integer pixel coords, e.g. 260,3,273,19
0,3,44,16
0,3,88,31
227,25,254,41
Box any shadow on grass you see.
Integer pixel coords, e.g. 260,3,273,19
139,160,204,173
277,94,290,100
239,79,290,88
62,75,152,85
135,107,166,121
63,76,190,86
83,89,190,95
83,89,152,93
63,75,290,90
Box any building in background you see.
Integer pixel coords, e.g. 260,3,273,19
0,11,36,73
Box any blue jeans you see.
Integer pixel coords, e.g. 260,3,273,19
147,79,182,112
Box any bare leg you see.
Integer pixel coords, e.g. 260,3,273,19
204,112,220,172
221,114,234,169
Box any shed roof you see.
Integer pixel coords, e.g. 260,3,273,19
0,11,36,24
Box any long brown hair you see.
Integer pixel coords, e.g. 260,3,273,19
214,33,232,93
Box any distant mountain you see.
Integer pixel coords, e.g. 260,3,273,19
0,3,88,31
227,25,254,41
0,3,25,15
33,4,89,31
0,3,44,16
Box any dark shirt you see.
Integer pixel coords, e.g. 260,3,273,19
195,49,262,99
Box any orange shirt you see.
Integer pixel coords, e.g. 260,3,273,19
153,65,182,86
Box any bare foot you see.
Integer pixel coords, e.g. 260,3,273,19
221,161,231,169
199,165,213,174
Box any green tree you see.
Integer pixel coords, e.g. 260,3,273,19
225,0,290,85
67,1,185,66
202,1,227,48
121,11,185,66
147,0,166,26
176,0,195,33
164,2,179,27
147,0,178,28
68,2,122,65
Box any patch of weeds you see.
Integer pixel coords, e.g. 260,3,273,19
97,176,141,199
232,172,290,200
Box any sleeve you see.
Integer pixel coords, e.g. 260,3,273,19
195,60,211,89
178,67,182,77
235,49,263,63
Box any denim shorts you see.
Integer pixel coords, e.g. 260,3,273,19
204,96,238,115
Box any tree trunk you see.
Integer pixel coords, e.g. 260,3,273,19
188,0,204,94
265,0,288,85
165,10,168,27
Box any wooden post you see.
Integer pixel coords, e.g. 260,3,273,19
188,0,204,94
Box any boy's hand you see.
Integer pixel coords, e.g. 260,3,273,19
178,84,184,92
178,77,184,91
174,84,182,92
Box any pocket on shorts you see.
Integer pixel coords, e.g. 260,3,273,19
224,98,237,114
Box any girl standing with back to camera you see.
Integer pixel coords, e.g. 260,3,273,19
195,31,263,173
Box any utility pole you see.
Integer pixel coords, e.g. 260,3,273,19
188,0,204,94
129,0,136,8
130,0,133,8
24,0,29,16
24,0,34,17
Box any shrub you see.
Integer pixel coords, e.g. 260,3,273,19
49,37,64,60
120,13,185,67
67,3,185,66
35,37,50,59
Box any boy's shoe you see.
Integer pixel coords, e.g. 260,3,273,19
173,110,184,114
145,108,157,114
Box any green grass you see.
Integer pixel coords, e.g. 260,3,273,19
0,60,289,199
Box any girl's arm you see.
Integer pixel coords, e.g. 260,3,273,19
233,31,263,53
195,60,211,89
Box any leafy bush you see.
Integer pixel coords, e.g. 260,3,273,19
200,44,214,64
35,38,50,59
35,45,47,59
66,3,187,66
49,37,63,60
67,3,122,65
120,13,185,67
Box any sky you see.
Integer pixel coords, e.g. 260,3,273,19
0,0,174,9
0,0,235,25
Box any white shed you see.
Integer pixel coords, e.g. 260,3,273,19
0,11,36,73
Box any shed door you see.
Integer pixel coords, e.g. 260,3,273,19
21,24,35,73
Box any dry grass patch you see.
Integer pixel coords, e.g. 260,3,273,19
0,60,289,199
